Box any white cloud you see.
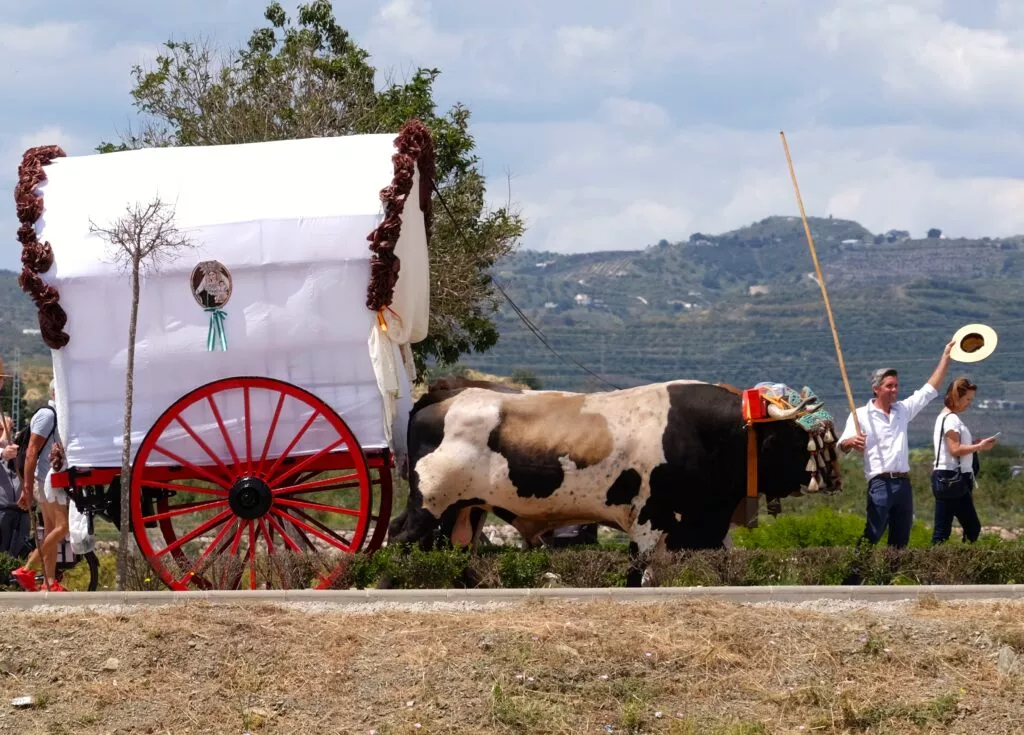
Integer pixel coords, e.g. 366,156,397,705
371,0,465,61
5,0,1024,272
0,125,89,270
817,0,1024,111
0,21,78,53
479,119,1024,253
556,26,619,60
598,98,670,130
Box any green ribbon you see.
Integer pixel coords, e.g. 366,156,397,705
205,308,228,351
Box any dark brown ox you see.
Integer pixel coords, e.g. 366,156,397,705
388,379,841,585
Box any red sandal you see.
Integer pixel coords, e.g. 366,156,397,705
11,567,39,592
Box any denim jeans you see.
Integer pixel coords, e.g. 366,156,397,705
0,508,29,557
862,476,913,547
931,473,980,544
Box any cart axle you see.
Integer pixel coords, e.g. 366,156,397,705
228,476,273,520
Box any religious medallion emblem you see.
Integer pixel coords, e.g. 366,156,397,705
190,260,232,351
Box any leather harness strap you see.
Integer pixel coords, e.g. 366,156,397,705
746,424,758,499
716,383,763,500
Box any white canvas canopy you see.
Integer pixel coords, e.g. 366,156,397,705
33,133,431,469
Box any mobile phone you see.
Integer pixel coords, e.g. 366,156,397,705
990,432,1002,439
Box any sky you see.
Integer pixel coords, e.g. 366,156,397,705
4,0,1024,269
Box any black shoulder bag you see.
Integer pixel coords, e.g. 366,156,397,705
933,413,969,499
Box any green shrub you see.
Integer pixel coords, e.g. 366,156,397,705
498,548,550,588
0,552,21,590
362,545,472,589
733,507,935,549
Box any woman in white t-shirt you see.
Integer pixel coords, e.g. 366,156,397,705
931,377,998,544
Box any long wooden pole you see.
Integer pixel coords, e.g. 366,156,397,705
779,131,861,435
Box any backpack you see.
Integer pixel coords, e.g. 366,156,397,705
10,406,57,479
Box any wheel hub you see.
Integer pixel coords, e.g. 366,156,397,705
229,476,273,520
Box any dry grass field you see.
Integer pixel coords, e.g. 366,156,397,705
2,597,1022,734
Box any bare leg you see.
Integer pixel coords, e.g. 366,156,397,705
39,500,69,588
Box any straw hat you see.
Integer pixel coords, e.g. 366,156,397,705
951,323,998,363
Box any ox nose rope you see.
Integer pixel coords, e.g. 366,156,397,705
430,181,620,390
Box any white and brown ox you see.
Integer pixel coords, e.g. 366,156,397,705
388,379,841,585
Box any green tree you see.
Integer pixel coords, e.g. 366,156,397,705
99,0,522,372
510,368,543,389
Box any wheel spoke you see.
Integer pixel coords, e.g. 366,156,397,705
173,416,235,485
207,395,241,474
247,522,257,591
275,496,361,518
218,520,249,589
229,517,247,555
263,410,320,483
174,517,239,587
273,507,353,552
151,445,233,490
132,377,375,591
259,518,274,555
267,438,346,489
143,498,229,524
153,509,234,558
271,472,359,497
266,514,303,554
259,519,295,589
256,392,287,478
244,386,254,476
141,479,229,498
272,508,352,552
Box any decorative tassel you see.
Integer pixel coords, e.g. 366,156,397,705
805,457,816,472
807,437,816,452
808,476,819,492
205,308,228,351
824,430,835,444
816,453,827,469
815,434,824,449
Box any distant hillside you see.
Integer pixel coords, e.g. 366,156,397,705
5,216,1024,448
0,268,52,362
463,216,1024,448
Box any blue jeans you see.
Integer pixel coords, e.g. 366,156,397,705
863,476,913,547
931,474,980,544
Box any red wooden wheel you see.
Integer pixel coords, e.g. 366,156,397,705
131,377,373,591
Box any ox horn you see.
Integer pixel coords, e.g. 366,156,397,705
766,395,818,420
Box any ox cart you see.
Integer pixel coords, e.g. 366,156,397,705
16,121,436,590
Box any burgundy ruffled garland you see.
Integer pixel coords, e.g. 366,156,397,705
15,145,70,349
366,119,436,313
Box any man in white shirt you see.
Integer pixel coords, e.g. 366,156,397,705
838,340,955,547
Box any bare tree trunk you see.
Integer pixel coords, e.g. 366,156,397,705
117,258,141,590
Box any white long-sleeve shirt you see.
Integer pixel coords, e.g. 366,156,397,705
838,384,938,480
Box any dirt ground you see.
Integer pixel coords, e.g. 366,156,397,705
1,597,1022,735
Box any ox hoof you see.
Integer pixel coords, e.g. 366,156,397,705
641,568,657,588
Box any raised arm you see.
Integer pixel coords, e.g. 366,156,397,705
927,340,956,391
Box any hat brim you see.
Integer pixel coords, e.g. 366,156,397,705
951,323,998,363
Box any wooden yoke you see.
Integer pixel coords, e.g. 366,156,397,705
718,384,810,530
718,384,764,529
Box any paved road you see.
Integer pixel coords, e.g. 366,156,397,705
2,584,1023,609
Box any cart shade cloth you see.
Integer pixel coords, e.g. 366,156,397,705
34,134,429,469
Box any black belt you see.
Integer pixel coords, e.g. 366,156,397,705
871,471,910,481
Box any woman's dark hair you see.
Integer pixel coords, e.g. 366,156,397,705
944,376,978,410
